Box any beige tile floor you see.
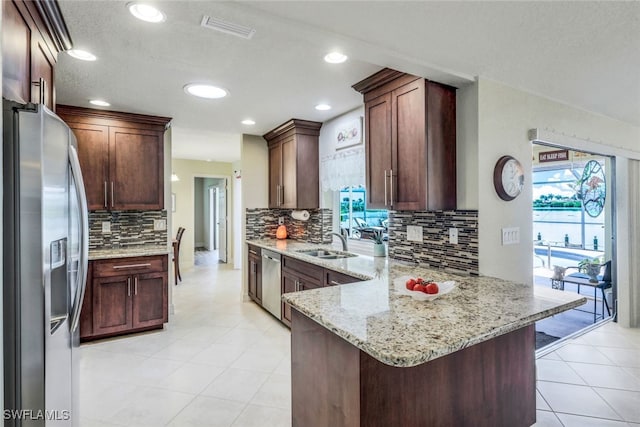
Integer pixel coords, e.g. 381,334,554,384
79,261,640,427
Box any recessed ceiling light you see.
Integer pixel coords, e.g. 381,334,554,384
241,119,256,125
184,84,228,99
127,2,166,23
67,49,97,61
89,100,110,107
315,104,331,111
324,52,348,64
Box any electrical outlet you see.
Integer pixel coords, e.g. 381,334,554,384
449,228,459,245
278,216,285,225
153,219,167,231
501,227,520,245
101,221,111,233
406,225,423,242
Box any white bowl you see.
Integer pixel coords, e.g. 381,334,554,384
394,276,456,301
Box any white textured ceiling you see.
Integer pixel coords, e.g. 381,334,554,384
56,1,640,163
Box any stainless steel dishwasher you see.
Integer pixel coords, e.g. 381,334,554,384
261,249,282,319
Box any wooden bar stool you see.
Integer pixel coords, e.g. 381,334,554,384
173,227,185,285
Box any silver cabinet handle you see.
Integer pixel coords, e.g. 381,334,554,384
134,277,138,295
295,280,299,291
104,181,108,208
249,249,258,255
127,277,131,297
389,169,394,207
281,185,285,206
32,78,46,104
384,170,388,206
111,182,114,208
330,280,342,286
113,263,152,269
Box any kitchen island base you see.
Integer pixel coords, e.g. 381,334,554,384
291,309,536,427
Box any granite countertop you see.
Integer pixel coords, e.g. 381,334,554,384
89,245,170,260
247,238,587,368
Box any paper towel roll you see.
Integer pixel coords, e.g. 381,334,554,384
291,210,310,221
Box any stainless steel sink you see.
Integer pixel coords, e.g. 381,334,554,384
296,249,358,259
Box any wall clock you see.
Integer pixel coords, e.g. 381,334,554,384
493,155,525,201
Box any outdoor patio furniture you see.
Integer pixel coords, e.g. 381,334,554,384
553,261,612,323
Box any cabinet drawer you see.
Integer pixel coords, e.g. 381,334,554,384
325,270,363,287
282,256,324,282
93,255,167,278
248,245,261,257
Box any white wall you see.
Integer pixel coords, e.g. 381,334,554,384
194,178,204,246
171,159,233,269
232,160,242,269
240,134,269,299
466,78,640,326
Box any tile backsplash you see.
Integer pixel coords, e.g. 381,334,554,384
388,210,479,275
89,210,168,250
246,208,332,243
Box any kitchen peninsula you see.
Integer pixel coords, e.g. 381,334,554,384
248,239,586,427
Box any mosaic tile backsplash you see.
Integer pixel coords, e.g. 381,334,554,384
89,210,168,250
246,208,332,243
388,210,479,275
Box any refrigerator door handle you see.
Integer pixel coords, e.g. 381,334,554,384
69,144,90,333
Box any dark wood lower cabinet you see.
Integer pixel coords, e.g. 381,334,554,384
247,245,262,304
92,275,132,336
291,309,536,427
81,255,168,341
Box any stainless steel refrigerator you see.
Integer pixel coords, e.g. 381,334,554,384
3,100,89,426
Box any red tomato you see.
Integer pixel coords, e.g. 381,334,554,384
413,284,426,293
425,283,439,294
405,279,417,290
416,277,424,284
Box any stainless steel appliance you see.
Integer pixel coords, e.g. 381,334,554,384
3,100,89,426
261,249,282,319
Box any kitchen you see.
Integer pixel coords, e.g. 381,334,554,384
2,1,640,427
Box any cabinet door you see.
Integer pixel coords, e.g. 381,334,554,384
365,93,393,209
391,79,426,210
281,270,298,326
109,126,164,210
30,36,55,109
280,136,297,208
71,123,110,210
2,0,31,104
92,275,132,335
268,143,282,208
132,272,167,329
248,253,262,304
298,275,321,291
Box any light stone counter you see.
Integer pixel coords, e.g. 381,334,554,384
89,245,170,260
247,238,587,367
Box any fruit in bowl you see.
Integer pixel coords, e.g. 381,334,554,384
405,277,439,294
397,276,456,301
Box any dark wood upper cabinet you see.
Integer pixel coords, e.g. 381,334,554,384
57,105,171,211
353,68,457,211
2,0,72,110
263,119,322,209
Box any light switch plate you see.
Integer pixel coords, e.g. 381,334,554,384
406,225,423,242
101,221,111,233
501,227,520,245
449,228,459,245
278,216,285,225
153,219,167,231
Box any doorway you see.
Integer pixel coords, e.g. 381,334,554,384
532,144,616,347
194,177,228,265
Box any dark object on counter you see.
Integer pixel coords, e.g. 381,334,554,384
173,227,185,285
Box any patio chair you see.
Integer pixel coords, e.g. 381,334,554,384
561,260,612,322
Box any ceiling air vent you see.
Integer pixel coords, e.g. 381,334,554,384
200,15,256,39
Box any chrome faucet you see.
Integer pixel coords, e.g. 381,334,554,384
331,232,348,251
